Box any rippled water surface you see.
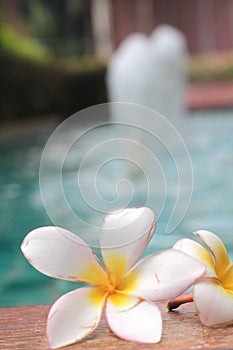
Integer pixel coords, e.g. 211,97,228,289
0,109,233,306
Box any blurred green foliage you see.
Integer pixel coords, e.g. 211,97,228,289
189,53,233,82
0,8,107,120
0,22,51,62
27,0,56,39
0,51,107,120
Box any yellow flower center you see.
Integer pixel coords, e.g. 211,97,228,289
106,282,116,294
220,262,233,292
87,259,140,308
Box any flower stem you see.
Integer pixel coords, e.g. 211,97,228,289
167,293,193,311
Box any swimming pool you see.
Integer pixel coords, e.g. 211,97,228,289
1,109,233,306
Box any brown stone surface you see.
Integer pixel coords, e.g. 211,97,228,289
0,303,232,349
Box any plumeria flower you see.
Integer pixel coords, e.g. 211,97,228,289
173,230,233,327
21,207,205,349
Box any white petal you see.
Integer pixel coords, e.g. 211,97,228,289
21,226,108,284
100,207,155,283
173,238,216,277
194,278,233,327
47,286,107,349
119,249,206,301
194,230,229,277
106,297,162,343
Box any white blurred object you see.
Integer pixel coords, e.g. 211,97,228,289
106,25,189,177
107,33,153,109
106,33,154,174
107,24,189,130
149,25,189,132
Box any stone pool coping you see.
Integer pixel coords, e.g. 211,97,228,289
187,82,233,110
0,302,232,349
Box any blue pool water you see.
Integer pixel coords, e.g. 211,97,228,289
0,109,233,306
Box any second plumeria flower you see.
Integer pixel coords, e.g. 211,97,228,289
173,230,233,327
21,207,205,349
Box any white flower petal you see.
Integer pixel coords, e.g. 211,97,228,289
100,207,155,283
47,286,107,349
194,278,233,327
106,297,162,343
173,238,216,277
194,230,229,277
120,249,205,301
21,226,108,284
